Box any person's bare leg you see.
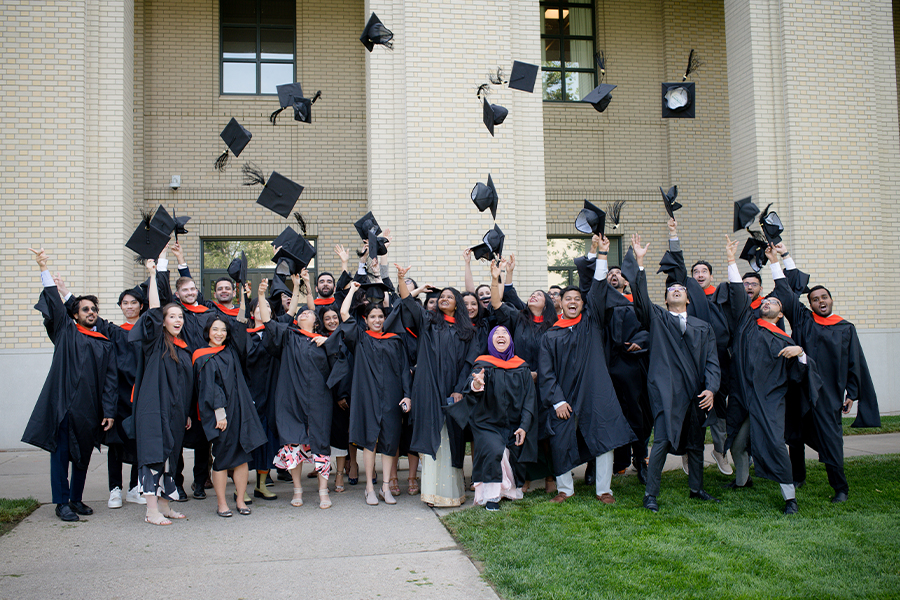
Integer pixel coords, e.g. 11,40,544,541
380,454,396,504
335,456,346,490
348,445,359,480
318,472,331,508
407,453,420,495
144,494,171,525
364,449,377,494
158,496,183,519
212,469,229,513
233,464,249,510
290,464,303,506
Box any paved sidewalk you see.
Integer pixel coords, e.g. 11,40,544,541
0,434,896,600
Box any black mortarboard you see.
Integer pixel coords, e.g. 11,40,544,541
740,237,769,272
215,118,252,171
360,12,393,52
657,251,681,276
271,83,318,125
471,174,499,220
659,185,682,219
661,82,695,118
483,98,508,137
582,83,617,113
272,226,296,250
276,83,304,110
620,247,639,289
291,90,321,124
126,205,175,260
361,281,390,302
508,61,539,93
268,274,293,300
354,211,385,260
173,209,190,241
759,203,784,244
244,166,304,218
228,251,248,284
575,200,606,235
272,233,316,276
471,225,505,261
733,196,759,232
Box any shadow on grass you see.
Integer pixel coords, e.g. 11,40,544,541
442,455,900,600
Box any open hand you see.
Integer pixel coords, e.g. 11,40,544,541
28,247,48,270
725,235,739,263
335,244,350,263
697,390,714,411
471,368,486,392
394,264,412,279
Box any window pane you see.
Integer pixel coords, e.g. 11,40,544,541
542,38,561,66
223,62,257,94
568,7,593,36
221,0,256,24
260,0,295,26
548,269,570,289
542,8,561,35
223,27,256,59
542,70,563,100
564,71,595,101
261,63,294,94
566,39,594,69
547,237,591,267
261,28,293,60
203,240,282,269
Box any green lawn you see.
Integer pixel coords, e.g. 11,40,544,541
0,497,39,537
843,415,900,436
442,455,900,600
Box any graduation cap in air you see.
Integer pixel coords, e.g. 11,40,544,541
758,203,784,244
173,209,191,241
242,163,304,218
471,174,499,220
354,211,388,260
361,281,390,303
126,205,176,260
607,200,626,230
620,247,639,289
733,196,759,232
270,84,321,125
227,251,248,285
215,118,252,171
483,98,508,137
508,61,539,93
582,84,617,113
575,200,606,235
268,274,293,300
740,236,769,273
659,185,682,219
662,50,702,119
471,225,505,261
272,232,316,277
360,12,393,51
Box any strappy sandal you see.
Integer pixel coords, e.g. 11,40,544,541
389,477,401,496
144,513,172,526
161,510,186,520
291,488,303,507
407,477,420,495
318,489,332,509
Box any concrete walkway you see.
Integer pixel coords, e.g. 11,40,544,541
0,434,897,600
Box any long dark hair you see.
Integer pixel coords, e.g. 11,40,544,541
461,291,488,326
161,303,185,362
296,307,324,334
426,287,475,341
317,306,341,335
203,317,232,346
519,290,557,332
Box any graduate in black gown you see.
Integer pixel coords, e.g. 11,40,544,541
338,281,412,505
447,325,537,511
768,243,880,503
538,234,636,504
319,302,355,492
260,283,336,510
193,282,267,518
488,259,558,493
462,291,492,355
129,259,194,525
628,235,721,513
723,238,823,514
395,265,478,508
22,249,117,522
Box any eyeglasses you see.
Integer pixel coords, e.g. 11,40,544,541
666,285,686,292
743,282,761,289
79,306,99,314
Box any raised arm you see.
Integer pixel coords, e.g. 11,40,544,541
724,235,750,326
29,248,71,345
463,248,475,293
146,259,161,309
630,235,653,331
490,259,504,310
394,264,412,300
258,279,272,323
340,281,360,321
300,269,314,311
286,274,302,317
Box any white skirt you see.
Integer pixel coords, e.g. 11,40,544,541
420,423,465,507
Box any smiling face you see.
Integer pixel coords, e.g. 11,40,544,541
208,319,228,347
119,294,142,321
321,309,340,333
215,280,234,304
163,305,184,337
527,290,546,311
317,274,335,298
438,290,457,315
463,295,479,319
176,280,199,306
75,299,99,328
491,326,511,354
808,288,833,317
365,306,385,332
560,290,583,319
296,308,317,332
692,264,712,288
425,297,438,312
475,285,492,308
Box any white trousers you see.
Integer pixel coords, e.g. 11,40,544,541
556,450,614,496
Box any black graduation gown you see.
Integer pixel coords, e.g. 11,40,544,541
22,286,117,470
324,330,353,451
632,268,720,453
340,318,412,454
446,357,538,485
263,320,334,455
726,281,822,484
538,278,636,476
771,272,880,469
128,308,193,469
246,325,278,430
193,324,267,471
400,297,479,465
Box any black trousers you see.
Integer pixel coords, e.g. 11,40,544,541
49,414,88,505
175,440,211,489
789,445,848,494
107,444,138,491
613,437,650,472
645,415,703,497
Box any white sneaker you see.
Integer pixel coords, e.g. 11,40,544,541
681,455,689,475
126,486,147,505
712,450,734,475
108,487,123,509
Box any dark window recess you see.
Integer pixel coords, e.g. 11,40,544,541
221,0,295,95
540,0,597,102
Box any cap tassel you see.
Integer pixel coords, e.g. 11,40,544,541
133,254,148,265
241,162,267,187
310,91,322,104
215,150,230,171
293,211,308,234
488,67,507,86
270,106,286,126
682,49,704,82
607,200,626,229
594,50,607,82
476,83,491,100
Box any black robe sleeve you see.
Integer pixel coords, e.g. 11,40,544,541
502,284,526,311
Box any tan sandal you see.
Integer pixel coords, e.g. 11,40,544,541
144,512,171,526
407,477,420,495
161,509,186,520
389,477,401,496
318,488,332,509
291,488,303,507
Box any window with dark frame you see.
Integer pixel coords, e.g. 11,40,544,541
540,0,597,102
547,235,621,289
221,0,296,95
